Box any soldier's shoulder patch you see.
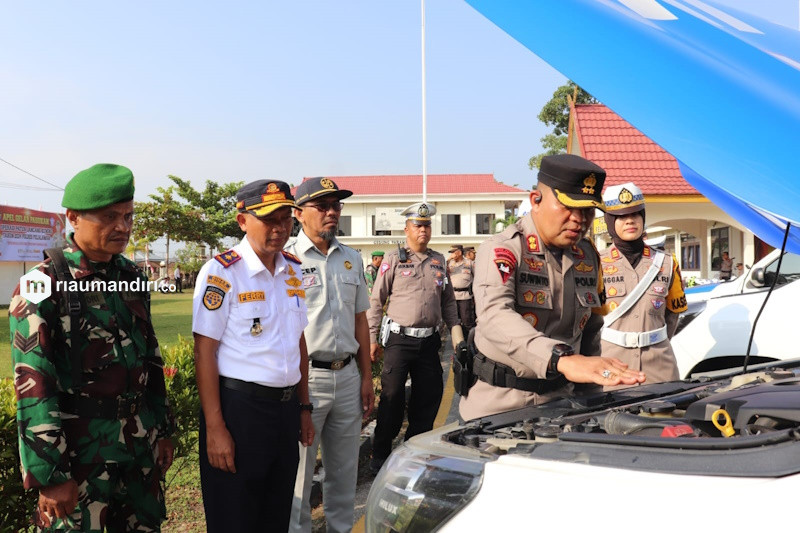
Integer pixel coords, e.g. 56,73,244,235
215,249,241,268
13,331,38,354
281,250,302,264
203,286,226,310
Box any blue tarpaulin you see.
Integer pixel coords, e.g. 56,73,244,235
465,0,800,253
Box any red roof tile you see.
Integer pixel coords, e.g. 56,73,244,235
293,174,526,196
572,104,699,195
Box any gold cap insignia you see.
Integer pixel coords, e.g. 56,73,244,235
582,174,597,195
618,188,633,204
418,203,430,217
320,178,334,189
267,183,279,193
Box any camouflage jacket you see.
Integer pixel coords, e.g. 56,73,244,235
8,234,175,489
365,264,378,294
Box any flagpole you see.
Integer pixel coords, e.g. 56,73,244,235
421,0,428,203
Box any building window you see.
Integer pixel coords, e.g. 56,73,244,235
338,216,351,237
476,213,495,235
372,215,391,236
442,214,461,235
710,227,729,270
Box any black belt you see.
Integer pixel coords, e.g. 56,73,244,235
311,354,353,370
454,287,472,292
219,376,297,401
473,351,567,394
59,393,145,419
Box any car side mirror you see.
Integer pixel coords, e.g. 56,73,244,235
750,267,765,287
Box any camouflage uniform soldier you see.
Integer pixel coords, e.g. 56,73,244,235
364,251,384,294
9,164,175,532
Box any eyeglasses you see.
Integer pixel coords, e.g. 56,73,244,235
304,202,344,213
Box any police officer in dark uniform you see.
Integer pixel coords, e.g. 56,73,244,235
367,202,461,472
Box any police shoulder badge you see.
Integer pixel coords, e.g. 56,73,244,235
526,234,540,253
493,247,517,284
215,249,242,268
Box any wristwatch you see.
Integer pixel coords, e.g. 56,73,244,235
299,403,314,412
548,343,575,378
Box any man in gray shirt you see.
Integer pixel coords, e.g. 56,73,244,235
286,177,375,533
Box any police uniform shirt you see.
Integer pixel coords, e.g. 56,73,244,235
367,247,459,338
473,215,605,377
284,230,370,360
600,244,687,385
192,237,308,387
447,257,475,301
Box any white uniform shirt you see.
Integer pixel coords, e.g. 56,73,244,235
192,236,309,387
285,230,370,361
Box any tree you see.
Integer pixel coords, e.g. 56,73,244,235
166,176,243,255
133,186,204,269
529,81,597,170
125,238,153,273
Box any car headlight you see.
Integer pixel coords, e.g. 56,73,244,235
365,444,486,532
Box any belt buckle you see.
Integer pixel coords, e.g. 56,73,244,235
281,388,293,402
625,332,639,348
331,359,344,370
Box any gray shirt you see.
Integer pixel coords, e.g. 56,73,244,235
285,230,370,361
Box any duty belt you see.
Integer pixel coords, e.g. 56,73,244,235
389,322,435,338
454,286,472,292
311,354,354,370
220,376,297,401
472,351,567,394
59,392,145,419
601,325,668,348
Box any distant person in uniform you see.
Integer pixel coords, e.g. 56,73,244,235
9,163,175,531
365,251,384,294
447,245,476,338
720,251,733,280
460,154,645,420
599,182,688,389
735,262,744,278
286,177,375,533
464,246,476,262
367,202,462,472
193,180,315,533
174,264,183,293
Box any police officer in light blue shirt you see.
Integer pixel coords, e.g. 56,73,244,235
286,177,375,533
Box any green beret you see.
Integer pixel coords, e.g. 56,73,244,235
372,250,385,257
62,163,135,210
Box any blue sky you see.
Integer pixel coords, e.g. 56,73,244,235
1,0,797,232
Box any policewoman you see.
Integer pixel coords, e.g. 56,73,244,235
460,155,645,421
192,180,314,532
366,202,461,472
599,182,688,388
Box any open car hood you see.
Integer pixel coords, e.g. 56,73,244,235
464,0,800,253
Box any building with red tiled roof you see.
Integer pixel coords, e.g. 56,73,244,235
291,174,528,265
569,103,761,278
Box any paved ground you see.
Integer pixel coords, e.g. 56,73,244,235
312,337,459,532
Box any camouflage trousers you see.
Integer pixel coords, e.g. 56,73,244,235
34,458,165,532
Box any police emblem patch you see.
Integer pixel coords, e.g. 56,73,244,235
522,312,538,327
267,183,279,193
575,261,594,273
524,258,544,272
652,299,665,309
320,178,335,189
380,262,390,275
494,247,517,284
618,188,633,204
203,286,226,310
344,260,352,270
653,285,666,295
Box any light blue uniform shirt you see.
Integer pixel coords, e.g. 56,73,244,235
285,230,370,361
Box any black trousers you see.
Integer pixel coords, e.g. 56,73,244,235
199,385,300,533
372,332,442,460
175,277,182,292
456,298,475,332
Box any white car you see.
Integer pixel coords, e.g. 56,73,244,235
365,360,800,531
672,249,800,377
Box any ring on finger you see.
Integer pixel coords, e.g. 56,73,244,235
602,369,612,379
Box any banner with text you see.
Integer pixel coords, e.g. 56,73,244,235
0,206,67,262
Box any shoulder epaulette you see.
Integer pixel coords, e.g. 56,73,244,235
281,250,302,264
215,249,242,268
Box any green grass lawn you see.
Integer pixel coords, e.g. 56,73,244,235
1,291,193,379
